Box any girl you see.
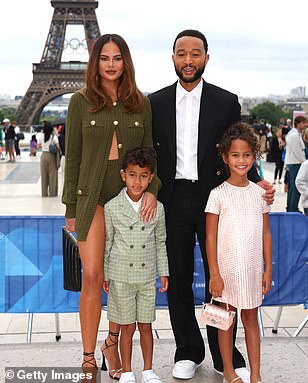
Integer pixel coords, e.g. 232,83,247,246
205,123,272,383
29,134,38,156
62,34,160,378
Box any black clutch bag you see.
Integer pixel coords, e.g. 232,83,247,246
62,227,82,292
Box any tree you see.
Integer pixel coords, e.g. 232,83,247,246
250,102,291,126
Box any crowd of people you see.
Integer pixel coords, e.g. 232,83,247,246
0,119,66,197
1,28,307,383
261,116,308,214
0,118,23,162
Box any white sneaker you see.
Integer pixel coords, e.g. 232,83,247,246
119,371,136,383
172,360,200,379
142,369,162,383
234,367,250,383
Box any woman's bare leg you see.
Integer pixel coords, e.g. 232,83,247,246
78,205,105,365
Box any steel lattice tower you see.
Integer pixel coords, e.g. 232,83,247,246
15,0,100,129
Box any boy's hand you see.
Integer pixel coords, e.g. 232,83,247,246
65,218,76,232
159,276,169,292
103,280,109,294
262,270,272,295
209,275,224,298
257,179,275,205
141,192,157,222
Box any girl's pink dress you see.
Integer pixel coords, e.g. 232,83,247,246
205,181,270,309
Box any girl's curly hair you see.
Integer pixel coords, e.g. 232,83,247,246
218,122,262,159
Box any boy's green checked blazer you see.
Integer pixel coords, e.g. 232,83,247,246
104,188,169,284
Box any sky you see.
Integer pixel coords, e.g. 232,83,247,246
1,0,308,99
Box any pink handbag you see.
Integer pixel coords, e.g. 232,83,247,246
200,297,235,331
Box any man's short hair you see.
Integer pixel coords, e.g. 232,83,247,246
173,29,208,53
122,147,156,173
294,116,307,127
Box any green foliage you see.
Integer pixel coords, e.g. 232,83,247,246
0,107,17,123
250,102,291,126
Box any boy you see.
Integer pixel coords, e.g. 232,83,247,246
103,147,169,383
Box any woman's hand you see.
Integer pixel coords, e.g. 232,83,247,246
141,192,157,222
65,218,76,232
257,179,275,205
209,275,224,298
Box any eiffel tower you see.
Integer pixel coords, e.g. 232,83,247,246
15,0,101,129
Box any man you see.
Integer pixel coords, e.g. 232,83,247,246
285,115,307,212
149,30,274,382
2,118,15,162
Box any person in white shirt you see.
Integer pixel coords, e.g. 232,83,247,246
295,160,308,215
285,116,308,212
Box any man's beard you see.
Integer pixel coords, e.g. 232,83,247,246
175,64,205,83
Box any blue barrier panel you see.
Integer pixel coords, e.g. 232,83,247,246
0,213,307,313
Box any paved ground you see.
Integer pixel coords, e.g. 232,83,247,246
0,151,307,383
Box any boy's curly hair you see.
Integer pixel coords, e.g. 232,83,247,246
218,122,262,159
122,147,156,173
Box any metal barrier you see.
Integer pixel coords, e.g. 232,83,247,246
0,213,307,340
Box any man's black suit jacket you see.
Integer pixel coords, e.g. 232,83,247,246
148,80,261,215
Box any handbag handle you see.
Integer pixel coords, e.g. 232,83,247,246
209,294,230,311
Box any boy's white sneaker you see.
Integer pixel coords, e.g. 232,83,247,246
142,369,162,383
119,371,136,383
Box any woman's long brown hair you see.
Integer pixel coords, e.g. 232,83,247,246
85,34,144,112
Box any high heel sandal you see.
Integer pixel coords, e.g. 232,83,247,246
101,331,122,380
82,352,98,383
223,377,242,383
82,352,98,369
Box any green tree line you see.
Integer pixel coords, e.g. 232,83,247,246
249,102,291,127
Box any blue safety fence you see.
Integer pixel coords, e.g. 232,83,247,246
0,213,307,313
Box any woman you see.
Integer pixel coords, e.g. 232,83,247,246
62,34,160,379
37,122,60,196
270,128,284,184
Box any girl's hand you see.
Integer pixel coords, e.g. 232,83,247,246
209,275,224,298
65,218,76,232
262,270,272,295
103,280,109,294
141,192,157,222
257,179,275,205
159,276,169,292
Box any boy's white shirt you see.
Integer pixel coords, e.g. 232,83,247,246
124,187,143,212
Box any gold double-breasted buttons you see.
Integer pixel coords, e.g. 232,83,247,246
113,101,117,107
216,171,221,176
216,143,220,148
134,121,140,127
90,120,95,126
113,120,119,126
118,143,123,149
